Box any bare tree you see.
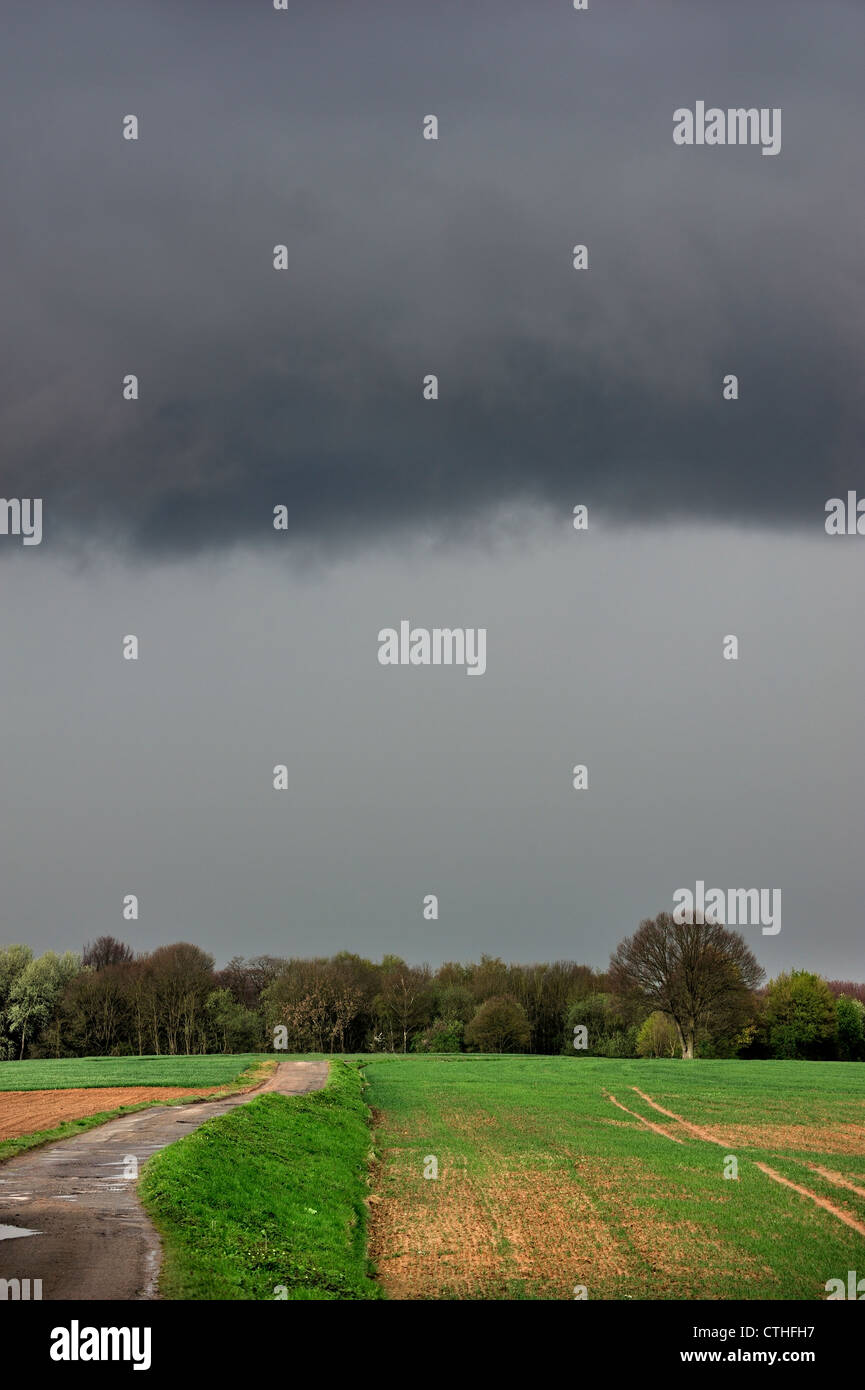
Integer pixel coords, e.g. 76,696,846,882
375,961,432,1053
216,955,287,1009
82,937,134,971
608,912,764,1059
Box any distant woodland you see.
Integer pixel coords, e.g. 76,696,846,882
1,916,863,1062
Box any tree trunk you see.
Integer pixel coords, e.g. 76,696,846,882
673,1017,695,1059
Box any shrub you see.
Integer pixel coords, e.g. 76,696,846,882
836,995,865,1061
636,1011,679,1057
764,970,837,1059
565,994,638,1057
464,995,531,1053
411,1017,464,1053
433,984,476,1024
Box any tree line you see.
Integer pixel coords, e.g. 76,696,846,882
0,915,862,1062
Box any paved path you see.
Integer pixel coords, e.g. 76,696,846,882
0,1060,330,1300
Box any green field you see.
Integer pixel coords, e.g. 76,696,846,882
363,1055,865,1300
0,1054,262,1091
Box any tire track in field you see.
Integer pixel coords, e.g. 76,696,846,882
629,1085,865,1239
754,1163,865,1237
630,1087,726,1145
805,1164,865,1200
602,1090,684,1143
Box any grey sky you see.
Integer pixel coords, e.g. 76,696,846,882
0,523,861,976
1,2,863,977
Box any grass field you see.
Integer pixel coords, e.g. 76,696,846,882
140,1059,380,1300
363,1055,865,1300
0,1055,262,1091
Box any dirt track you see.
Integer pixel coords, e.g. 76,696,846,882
0,1060,329,1300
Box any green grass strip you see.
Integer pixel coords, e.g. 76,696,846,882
139,1059,382,1301
0,1054,263,1091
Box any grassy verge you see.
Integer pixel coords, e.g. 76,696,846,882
0,1058,276,1165
139,1058,381,1300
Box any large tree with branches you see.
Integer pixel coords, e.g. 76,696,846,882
608,912,764,1059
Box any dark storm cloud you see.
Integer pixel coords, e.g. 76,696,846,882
2,0,863,555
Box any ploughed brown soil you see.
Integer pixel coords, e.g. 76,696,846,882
367,1154,770,1300
0,1087,230,1141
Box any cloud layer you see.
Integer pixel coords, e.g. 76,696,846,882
3,0,863,556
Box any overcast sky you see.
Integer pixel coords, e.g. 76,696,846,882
1,0,863,978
